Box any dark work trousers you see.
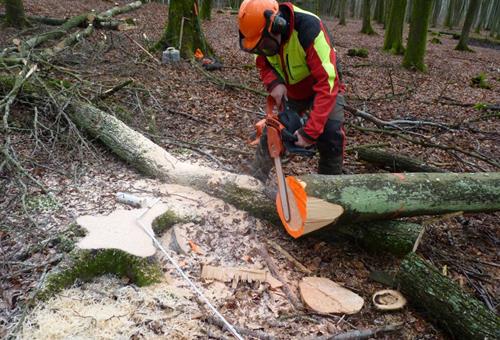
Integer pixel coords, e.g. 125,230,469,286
251,94,346,181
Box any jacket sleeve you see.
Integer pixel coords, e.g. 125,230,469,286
299,26,340,142
256,55,284,92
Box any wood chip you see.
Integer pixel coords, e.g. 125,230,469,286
299,277,364,314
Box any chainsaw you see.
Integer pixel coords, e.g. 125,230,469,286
250,96,314,222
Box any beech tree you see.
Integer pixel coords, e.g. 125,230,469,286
403,0,433,71
361,0,375,34
154,0,212,57
4,0,26,28
383,0,407,54
200,0,213,20
339,0,347,25
456,0,481,51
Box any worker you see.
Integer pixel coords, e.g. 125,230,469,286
239,0,346,182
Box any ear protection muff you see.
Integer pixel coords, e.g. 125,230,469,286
264,10,288,35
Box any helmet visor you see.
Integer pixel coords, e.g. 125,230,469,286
239,30,280,56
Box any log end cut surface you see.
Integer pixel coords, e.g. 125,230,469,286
277,176,344,238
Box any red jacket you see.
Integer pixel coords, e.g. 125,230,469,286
256,3,343,141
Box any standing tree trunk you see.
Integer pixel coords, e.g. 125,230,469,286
153,0,212,58
444,0,455,28
475,0,490,33
403,0,433,71
383,0,407,54
339,0,347,25
431,0,443,27
456,0,481,50
361,0,376,34
200,0,213,20
383,0,392,28
374,0,385,24
4,0,26,28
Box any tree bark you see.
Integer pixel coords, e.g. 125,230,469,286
361,0,375,34
154,0,213,58
383,0,406,54
4,0,26,28
456,0,481,51
356,148,443,172
200,0,213,20
318,220,422,257
403,0,432,71
398,253,500,340
299,172,500,226
444,0,455,29
339,0,347,25
475,0,490,33
431,0,442,28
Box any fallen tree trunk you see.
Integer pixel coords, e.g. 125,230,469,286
1,75,498,252
318,221,422,257
398,253,500,339
298,172,500,227
356,147,443,172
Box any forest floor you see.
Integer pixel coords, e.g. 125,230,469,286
0,1,499,339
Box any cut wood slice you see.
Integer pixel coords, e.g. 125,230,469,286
277,176,344,238
299,277,364,314
372,289,407,311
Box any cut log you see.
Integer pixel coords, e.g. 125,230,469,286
292,172,500,236
398,253,500,339
356,147,443,172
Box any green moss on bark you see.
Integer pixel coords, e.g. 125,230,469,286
383,0,407,54
402,0,432,71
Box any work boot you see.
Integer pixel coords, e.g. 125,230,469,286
318,155,343,175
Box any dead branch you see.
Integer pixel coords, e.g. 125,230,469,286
205,316,277,340
259,245,303,310
348,124,500,169
166,108,211,125
191,59,267,96
94,79,133,101
344,104,452,131
310,323,403,340
267,240,312,274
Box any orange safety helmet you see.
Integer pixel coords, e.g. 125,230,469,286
238,0,279,51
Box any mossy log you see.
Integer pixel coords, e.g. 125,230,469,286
398,253,500,339
318,221,422,257
300,172,500,226
356,148,443,172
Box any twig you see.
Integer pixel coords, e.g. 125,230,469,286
94,79,133,101
259,245,303,310
124,33,161,64
267,240,312,274
205,316,277,340
310,323,403,340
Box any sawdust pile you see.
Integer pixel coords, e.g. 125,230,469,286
21,276,200,339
